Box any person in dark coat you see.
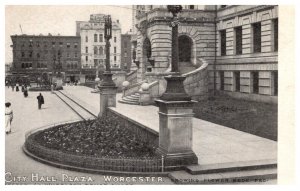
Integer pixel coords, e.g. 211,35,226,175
21,85,25,92
37,93,44,109
23,86,28,97
15,83,19,92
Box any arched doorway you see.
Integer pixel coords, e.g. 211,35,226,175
178,35,195,73
143,38,152,72
178,35,192,62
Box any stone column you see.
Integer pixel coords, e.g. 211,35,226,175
155,5,198,169
99,85,117,117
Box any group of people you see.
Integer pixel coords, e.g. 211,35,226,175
6,81,29,98
5,93,45,135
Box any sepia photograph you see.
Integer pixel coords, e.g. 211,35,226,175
2,0,297,189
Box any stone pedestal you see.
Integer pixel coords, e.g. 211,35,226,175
155,99,198,170
139,90,152,105
99,85,117,117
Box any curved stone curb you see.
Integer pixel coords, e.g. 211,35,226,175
22,145,168,177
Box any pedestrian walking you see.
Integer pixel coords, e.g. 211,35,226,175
21,85,25,92
37,93,44,109
5,102,13,134
23,86,28,97
16,83,19,92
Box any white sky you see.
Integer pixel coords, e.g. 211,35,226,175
5,5,133,63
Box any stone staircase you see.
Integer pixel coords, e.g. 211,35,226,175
119,58,209,105
119,92,141,105
168,159,277,184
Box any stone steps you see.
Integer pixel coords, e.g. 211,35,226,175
169,168,277,184
168,159,277,184
118,92,141,105
185,159,277,175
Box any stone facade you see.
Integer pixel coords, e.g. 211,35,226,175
76,14,121,69
121,34,132,72
132,5,278,103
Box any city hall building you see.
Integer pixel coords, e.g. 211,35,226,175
10,34,81,82
128,5,278,103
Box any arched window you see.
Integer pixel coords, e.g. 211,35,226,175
178,35,192,62
94,34,98,42
94,46,98,55
99,46,104,55
143,38,151,58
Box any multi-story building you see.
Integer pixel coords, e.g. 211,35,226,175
10,34,81,82
121,33,133,72
76,14,121,70
129,5,278,103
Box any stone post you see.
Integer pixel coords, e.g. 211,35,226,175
155,5,198,169
99,15,117,117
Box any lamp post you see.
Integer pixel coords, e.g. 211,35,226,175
155,5,198,169
159,5,190,101
100,15,115,86
98,15,117,117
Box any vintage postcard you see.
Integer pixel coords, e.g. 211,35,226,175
2,0,297,189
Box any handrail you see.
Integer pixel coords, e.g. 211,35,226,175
182,58,208,77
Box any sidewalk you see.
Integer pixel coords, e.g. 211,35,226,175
4,87,173,185
62,86,277,165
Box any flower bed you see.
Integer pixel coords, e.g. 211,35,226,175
24,113,163,172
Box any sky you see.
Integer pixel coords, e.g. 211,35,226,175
5,5,133,63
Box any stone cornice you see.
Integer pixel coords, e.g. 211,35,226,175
217,5,277,21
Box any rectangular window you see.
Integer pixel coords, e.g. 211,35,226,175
219,71,224,90
251,71,259,94
21,52,25,57
124,51,127,57
67,43,70,48
59,42,63,47
74,43,78,48
273,19,278,52
235,26,243,55
252,22,261,53
220,30,226,56
114,47,116,53
29,51,33,58
114,37,117,43
85,36,88,42
94,34,98,42
86,47,88,53
114,56,116,61
52,42,56,47
272,71,278,96
75,53,78,58
189,5,194,9
234,71,240,92
100,34,103,42
36,41,40,47
67,53,70,58
86,56,88,62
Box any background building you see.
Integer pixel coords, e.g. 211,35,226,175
10,34,81,82
76,14,121,70
121,33,133,72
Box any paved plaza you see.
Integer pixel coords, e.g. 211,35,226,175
5,85,277,184
4,87,173,185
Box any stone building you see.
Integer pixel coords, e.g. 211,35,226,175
121,5,278,104
76,14,121,70
10,34,81,82
121,33,133,72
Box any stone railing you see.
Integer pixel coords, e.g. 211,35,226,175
126,69,138,84
123,80,147,97
182,58,209,101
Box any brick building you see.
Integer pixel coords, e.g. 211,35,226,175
121,34,133,72
10,34,81,82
